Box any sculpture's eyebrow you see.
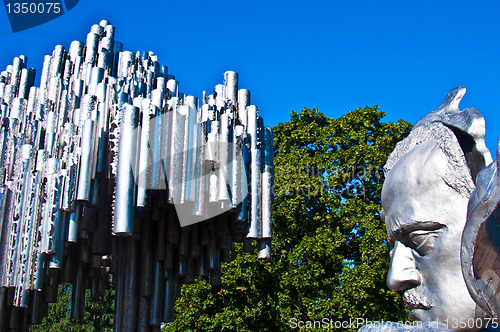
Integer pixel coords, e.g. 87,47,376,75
388,221,446,246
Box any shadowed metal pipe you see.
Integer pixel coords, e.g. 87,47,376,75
162,278,175,322
121,238,138,331
150,260,163,327
261,127,273,239
70,261,86,320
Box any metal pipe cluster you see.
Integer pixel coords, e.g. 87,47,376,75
0,20,274,331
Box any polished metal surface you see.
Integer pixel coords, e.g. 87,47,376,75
462,138,500,318
0,21,274,331
382,87,492,330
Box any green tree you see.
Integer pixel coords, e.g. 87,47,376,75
165,106,412,331
29,279,115,332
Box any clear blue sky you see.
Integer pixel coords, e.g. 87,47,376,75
1,0,500,153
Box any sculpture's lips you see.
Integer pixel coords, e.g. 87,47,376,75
405,302,432,311
403,290,433,311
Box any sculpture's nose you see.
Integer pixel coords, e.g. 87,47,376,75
387,241,422,291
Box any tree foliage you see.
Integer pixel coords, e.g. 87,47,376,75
165,106,412,331
29,279,115,332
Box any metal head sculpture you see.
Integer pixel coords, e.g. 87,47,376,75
381,86,492,328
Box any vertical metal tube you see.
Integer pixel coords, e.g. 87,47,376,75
237,89,250,126
183,96,198,204
223,71,238,106
67,205,81,243
113,104,139,235
150,260,163,327
190,224,200,257
156,218,166,261
193,121,206,218
261,127,273,239
117,51,135,78
10,57,22,92
247,105,261,238
113,239,124,332
232,126,244,209
166,79,178,98
0,274,7,329
257,239,272,259
76,118,95,201
85,33,99,66
137,98,153,208
179,227,190,257
162,277,175,322
122,238,138,331
89,67,104,95
218,113,231,203
197,247,206,276
151,93,164,190
168,105,186,205
215,84,225,111
70,261,86,320
18,68,30,100
69,41,84,63
207,121,219,206
207,236,219,271
166,213,180,245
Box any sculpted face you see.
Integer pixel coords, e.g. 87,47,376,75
382,141,477,326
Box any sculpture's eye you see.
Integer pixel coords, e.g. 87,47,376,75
408,230,441,255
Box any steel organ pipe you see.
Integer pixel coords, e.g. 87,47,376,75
0,21,274,330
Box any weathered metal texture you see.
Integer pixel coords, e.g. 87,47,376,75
462,139,500,318
76,118,96,201
0,21,273,330
246,105,261,238
223,71,238,106
414,86,492,182
261,127,273,239
113,104,139,235
382,87,493,326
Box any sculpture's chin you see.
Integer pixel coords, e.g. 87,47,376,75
408,308,434,323
408,309,426,321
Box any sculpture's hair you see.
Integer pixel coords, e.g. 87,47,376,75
384,122,475,198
